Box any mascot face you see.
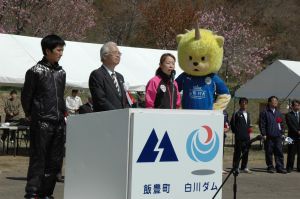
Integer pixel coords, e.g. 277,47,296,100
177,28,224,76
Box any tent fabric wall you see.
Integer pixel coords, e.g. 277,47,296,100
0,33,183,91
235,60,300,99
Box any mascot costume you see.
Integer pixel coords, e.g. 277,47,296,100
176,24,231,110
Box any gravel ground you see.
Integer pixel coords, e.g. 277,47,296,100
1,145,300,199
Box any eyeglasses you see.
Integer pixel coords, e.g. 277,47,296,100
108,51,122,56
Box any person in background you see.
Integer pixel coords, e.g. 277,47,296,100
285,99,300,173
136,91,146,108
78,95,93,114
222,109,230,174
89,41,130,112
231,97,252,173
1,89,22,143
145,53,181,109
66,89,82,115
21,34,66,199
259,96,286,174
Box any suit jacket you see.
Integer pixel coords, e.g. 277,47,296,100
285,111,300,139
78,103,93,114
230,109,251,141
89,65,129,112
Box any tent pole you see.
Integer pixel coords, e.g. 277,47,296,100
232,96,236,147
282,81,300,103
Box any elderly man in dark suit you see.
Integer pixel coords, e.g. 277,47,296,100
89,41,130,112
285,99,300,173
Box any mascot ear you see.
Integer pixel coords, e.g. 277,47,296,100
215,36,224,48
176,34,184,44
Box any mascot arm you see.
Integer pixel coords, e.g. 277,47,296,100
213,75,231,110
213,94,231,110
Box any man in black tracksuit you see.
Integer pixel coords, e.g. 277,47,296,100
230,97,252,173
21,35,66,199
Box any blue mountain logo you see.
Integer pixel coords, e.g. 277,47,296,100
137,129,178,163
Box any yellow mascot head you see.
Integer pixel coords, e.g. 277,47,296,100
176,24,224,76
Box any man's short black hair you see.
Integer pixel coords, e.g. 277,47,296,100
239,97,248,104
10,89,17,95
72,89,79,93
41,34,65,55
291,99,300,106
268,96,278,102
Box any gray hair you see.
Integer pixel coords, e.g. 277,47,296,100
100,41,117,61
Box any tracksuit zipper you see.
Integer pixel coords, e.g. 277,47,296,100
167,82,173,109
52,70,60,120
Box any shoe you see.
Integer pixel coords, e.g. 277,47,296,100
267,167,275,173
43,196,54,199
24,193,39,199
233,168,240,174
222,170,228,174
277,169,287,174
286,167,292,173
56,173,64,183
240,168,252,173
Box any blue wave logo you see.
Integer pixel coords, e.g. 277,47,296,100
186,125,219,162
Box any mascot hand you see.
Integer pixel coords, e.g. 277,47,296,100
213,94,231,110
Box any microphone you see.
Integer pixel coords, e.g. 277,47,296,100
247,135,263,145
171,70,176,81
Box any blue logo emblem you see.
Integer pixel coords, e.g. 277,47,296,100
186,125,219,162
137,129,178,163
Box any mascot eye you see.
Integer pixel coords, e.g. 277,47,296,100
201,56,206,61
189,56,193,60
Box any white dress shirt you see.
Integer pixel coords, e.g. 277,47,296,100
66,95,83,115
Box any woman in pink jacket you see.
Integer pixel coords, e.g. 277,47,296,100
145,53,181,109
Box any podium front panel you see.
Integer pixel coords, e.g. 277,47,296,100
64,110,131,199
129,110,223,199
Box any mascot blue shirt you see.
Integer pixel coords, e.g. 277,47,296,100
176,73,229,110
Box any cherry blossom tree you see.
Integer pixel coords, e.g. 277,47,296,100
196,7,272,83
0,0,96,40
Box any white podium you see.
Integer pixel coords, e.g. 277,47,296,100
64,109,223,199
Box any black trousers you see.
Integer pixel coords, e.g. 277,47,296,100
264,136,284,170
286,139,300,171
233,139,249,170
25,120,65,198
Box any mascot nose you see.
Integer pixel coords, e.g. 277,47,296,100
193,62,199,66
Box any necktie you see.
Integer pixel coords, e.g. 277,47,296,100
111,72,121,96
296,112,299,123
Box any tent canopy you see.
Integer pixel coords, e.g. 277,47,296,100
0,33,183,91
235,60,300,99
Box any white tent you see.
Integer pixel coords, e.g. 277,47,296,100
0,33,183,91
235,60,300,99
